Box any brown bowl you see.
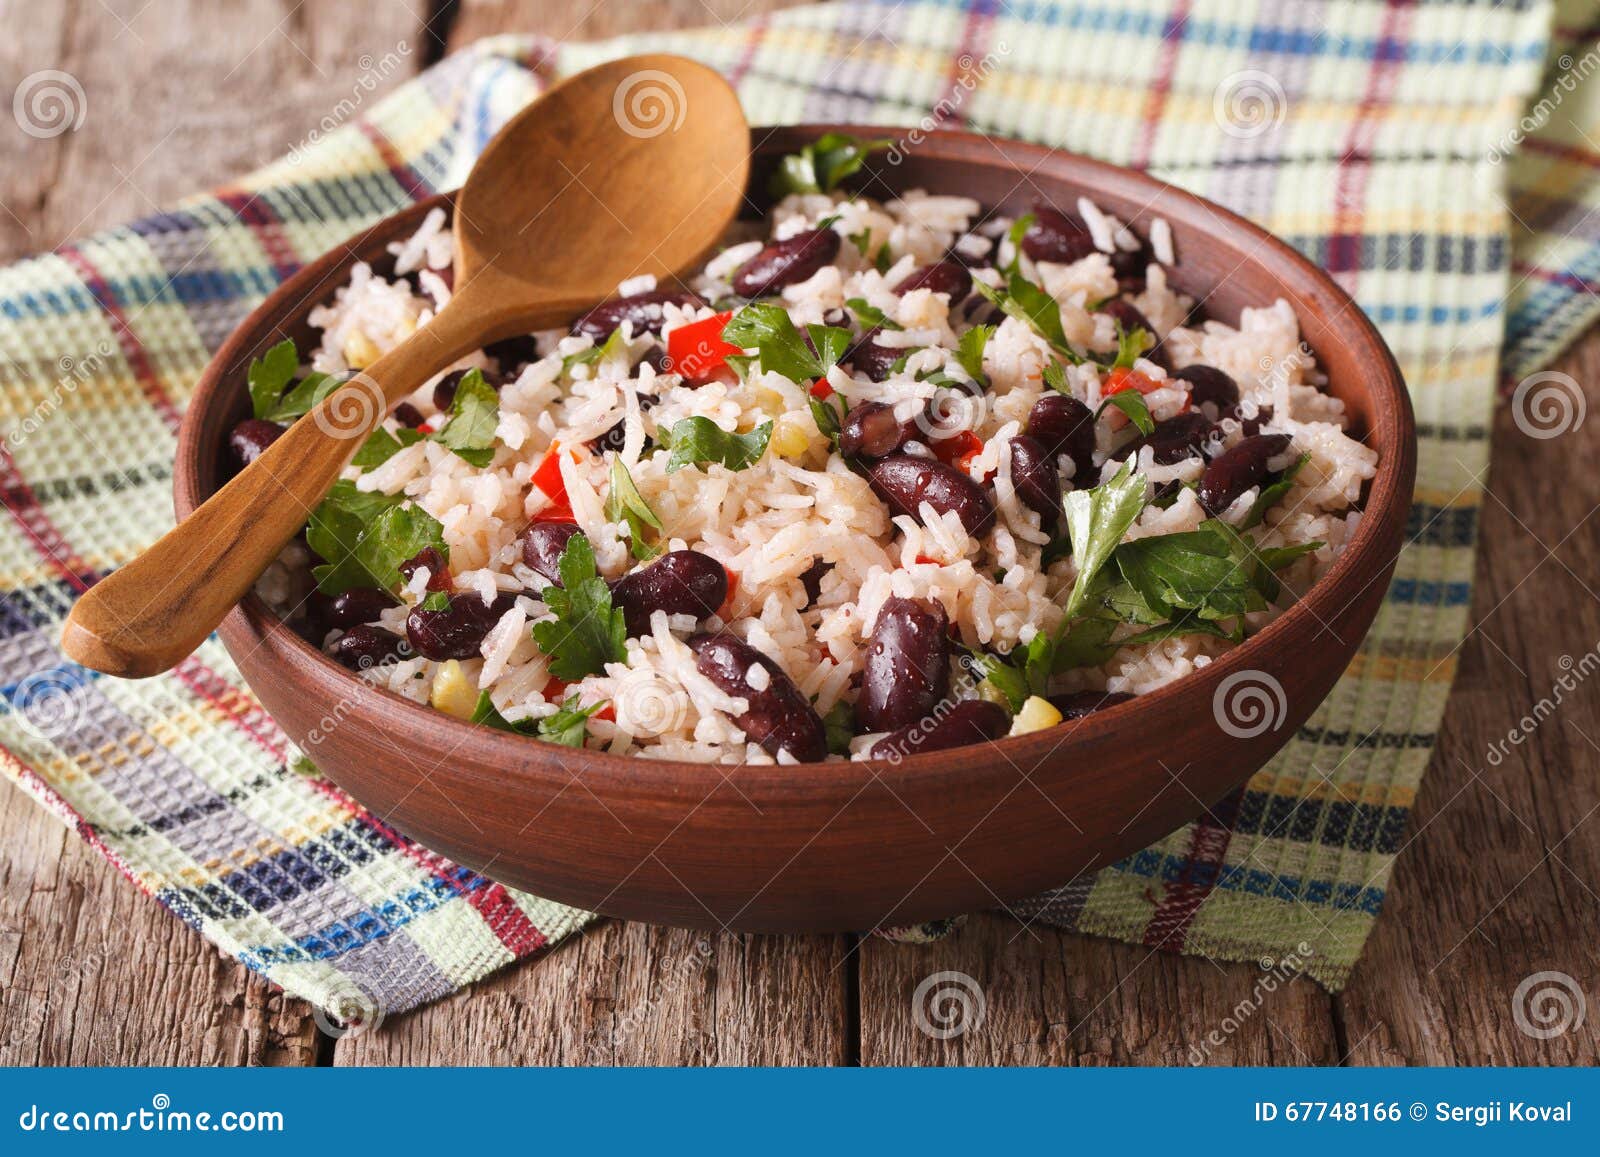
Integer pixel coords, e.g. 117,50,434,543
175,127,1415,932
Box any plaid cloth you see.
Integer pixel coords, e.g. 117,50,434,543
0,0,1586,1020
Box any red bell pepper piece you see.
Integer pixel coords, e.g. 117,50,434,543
531,442,577,520
666,311,740,380
809,378,834,400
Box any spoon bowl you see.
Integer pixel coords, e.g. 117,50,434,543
60,54,749,678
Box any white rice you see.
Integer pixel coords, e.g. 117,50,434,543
267,187,1378,762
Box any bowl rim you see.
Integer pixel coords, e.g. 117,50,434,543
177,124,1416,790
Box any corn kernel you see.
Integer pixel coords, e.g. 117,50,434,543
430,660,478,720
770,413,811,459
753,386,787,415
1009,694,1062,736
342,329,381,370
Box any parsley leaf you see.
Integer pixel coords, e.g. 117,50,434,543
845,298,903,331
1061,462,1148,618
658,416,773,474
1110,323,1151,371
1042,361,1071,396
432,368,499,467
530,533,628,681
809,394,844,452
953,324,993,386
306,481,448,596
768,132,892,197
471,691,538,734
248,339,299,419
1002,214,1035,276
822,700,855,756
973,272,1077,358
606,456,663,562
261,370,341,423
353,425,423,468
1241,452,1309,529
1112,521,1266,621
1052,616,1120,671
722,302,850,384
1118,616,1241,648
537,695,606,747
1096,390,1155,436
563,327,632,373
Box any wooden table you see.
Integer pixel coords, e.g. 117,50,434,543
3,0,1597,1067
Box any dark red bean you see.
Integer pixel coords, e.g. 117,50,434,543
392,402,425,429
399,546,452,592
331,624,414,671
688,633,827,762
838,401,919,459
866,454,996,536
1098,299,1171,371
322,587,398,631
1173,364,1239,414
843,329,903,382
894,261,972,302
856,597,951,733
641,344,670,375
822,307,850,328
520,522,582,585
1234,403,1274,438
406,592,516,661
1022,204,1097,265
1047,690,1135,720
571,290,705,341
484,333,540,372
732,229,841,298
868,699,1010,761
1007,435,1061,522
1026,394,1096,481
432,367,501,414
1111,243,1152,292
1113,411,1212,465
799,558,831,608
228,419,285,467
610,550,728,637
1198,433,1293,515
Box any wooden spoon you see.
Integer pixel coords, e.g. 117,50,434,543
61,54,749,678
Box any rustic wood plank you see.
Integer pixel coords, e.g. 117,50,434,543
334,922,851,1065
0,776,318,1065
0,0,434,1065
446,0,806,47
1335,342,1600,1066
0,0,426,263
858,914,1336,1065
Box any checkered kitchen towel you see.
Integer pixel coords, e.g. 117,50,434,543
0,0,1590,1017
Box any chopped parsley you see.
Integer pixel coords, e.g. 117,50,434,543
606,456,664,562
432,368,499,466
658,416,774,474
768,132,893,197
722,302,850,384
305,480,448,597
530,533,628,680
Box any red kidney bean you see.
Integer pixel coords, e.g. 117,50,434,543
485,333,540,373
799,558,831,608
866,454,996,536
432,367,501,414
868,699,1010,760
1026,393,1096,481
392,402,426,429
1021,204,1097,265
1007,435,1061,522
1047,690,1136,720
1173,364,1239,414
894,261,972,303
732,228,841,298
838,401,920,459
1234,403,1274,438
688,632,827,762
610,550,728,636
1098,298,1171,371
570,290,705,341
321,586,398,631
228,419,285,467
406,591,516,661
843,329,903,382
331,624,415,671
641,344,670,375
1197,433,1293,515
520,522,582,585
1110,243,1152,292
822,307,850,328
856,596,952,733
399,546,452,592
1113,411,1213,465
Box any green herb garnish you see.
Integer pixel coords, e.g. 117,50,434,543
845,297,902,331
1241,452,1309,529
247,339,300,419
769,132,893,197
722,302,850,384
305,481,447,597
1060,462,1147,618
953,324,993,387
432,368,499,467
530,533,628,681
658,416,774,474
822,700,855,755
606,456,664,562
1096,390,1155,436
353,425,424,468
537,695,607,747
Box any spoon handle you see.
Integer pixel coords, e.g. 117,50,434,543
59,299,496,678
